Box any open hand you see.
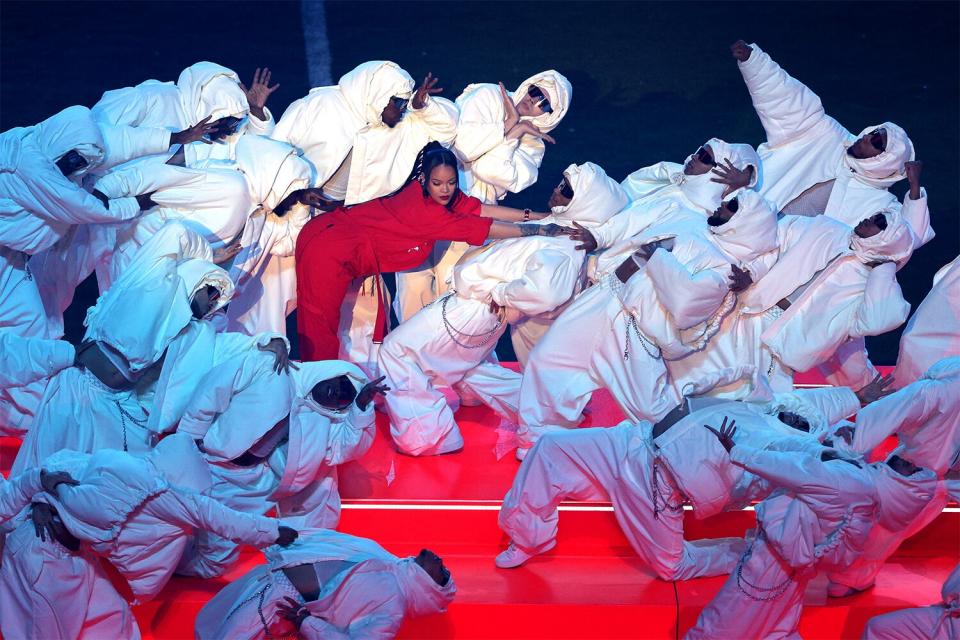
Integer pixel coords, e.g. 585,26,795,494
704,415,737,453
856,373,896,405
39,470,78,494
258,338,298,375
566,221,598,252
710,159,753,196
728,264,753,293
212,242,242,265
356,375,390,410
241,68,280,120
278,596,311,629
500,82,520,132
731,40,753,62
31,502,56,542
412,72,443,110
171,115,216,146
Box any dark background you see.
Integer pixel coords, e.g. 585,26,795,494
2,0,957,364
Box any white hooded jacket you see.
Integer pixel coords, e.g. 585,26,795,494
454,70,572,203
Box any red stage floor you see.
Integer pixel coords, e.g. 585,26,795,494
2,366,957,639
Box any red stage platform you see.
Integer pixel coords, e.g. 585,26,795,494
1,368,956,639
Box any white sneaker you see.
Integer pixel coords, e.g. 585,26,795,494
494,540,555,569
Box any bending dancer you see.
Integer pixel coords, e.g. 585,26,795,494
496,382,862,577
378,161,625,456
92,61,277,167
176,356,384,577
295,143,557,362
517,188,776,456
730,40,932,248
0,435,297,640
395,70,573,322
862,562,960,639
196,528,455,640
825,356,960,598
271,63,457,362
686,419,880,639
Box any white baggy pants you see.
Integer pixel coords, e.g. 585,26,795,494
379,294,521,456
862,606,960,639
686,532,811,640
499,423,743,581
518,284,677,450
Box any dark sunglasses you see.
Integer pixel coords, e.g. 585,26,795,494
557,178,574,199
527,86,553,114
390,96,409,112
868,128,886,152
696,146,716,167
725,198,739,213
871,212,888,230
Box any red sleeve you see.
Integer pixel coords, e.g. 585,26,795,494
419,192,492,246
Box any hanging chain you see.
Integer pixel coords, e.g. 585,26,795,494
441,293,504,350
651,459,685,520
624,315,662,361
735,534,795,601
114,400,148,453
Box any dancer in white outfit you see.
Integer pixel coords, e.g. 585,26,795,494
518,186,776,456
0,435,296,640
730,40,932,249
195,529,455,640
176,356,383,577
378,162,624,456
395,70,573,322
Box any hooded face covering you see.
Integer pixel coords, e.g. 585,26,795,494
546,162,629,228
674,138,760,213
177,258,234,319
176,61,250,125
29,105,106,178
764,392,830,441
513,70,573,134
843,122,915,189
849,208,915,266
338,61,415,127
708,190,778,265
394,556,457,616
234,135,314,212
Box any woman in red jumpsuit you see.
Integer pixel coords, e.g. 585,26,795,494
295,143,563,361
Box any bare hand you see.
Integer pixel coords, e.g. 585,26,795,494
276,526,298,547
500,82,520,132
704,416,737,453
212,243,242,265
507,121,555,144
136,191,158,211
31,502,56,542
728,264,753,293
356,376,390,410
39,470,78,494
277,596,311,629
904,160,922,199
566,221,598,252
731,40,753,62
710,159,753,196
171,115,216,146
241,68,280,120
856,373,896,405
258,338,298,375
299,188,341,212
412,72,443,110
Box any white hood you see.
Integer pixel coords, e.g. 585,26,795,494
28,105,106,178
866,462,937,531
849,207,915,266
234,135,314,212
176,61,249,124
708,190,778,265
338,61,415,127
514,70,573,133
674,138,760,213
843,122,915,189
546,162,629,228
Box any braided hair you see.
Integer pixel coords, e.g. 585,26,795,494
405,141,461,210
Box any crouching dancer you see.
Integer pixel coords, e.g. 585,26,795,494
0,434,297,640
196,528,455,639
176,355,385,577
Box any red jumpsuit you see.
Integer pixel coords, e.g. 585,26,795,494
295,182,492,361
